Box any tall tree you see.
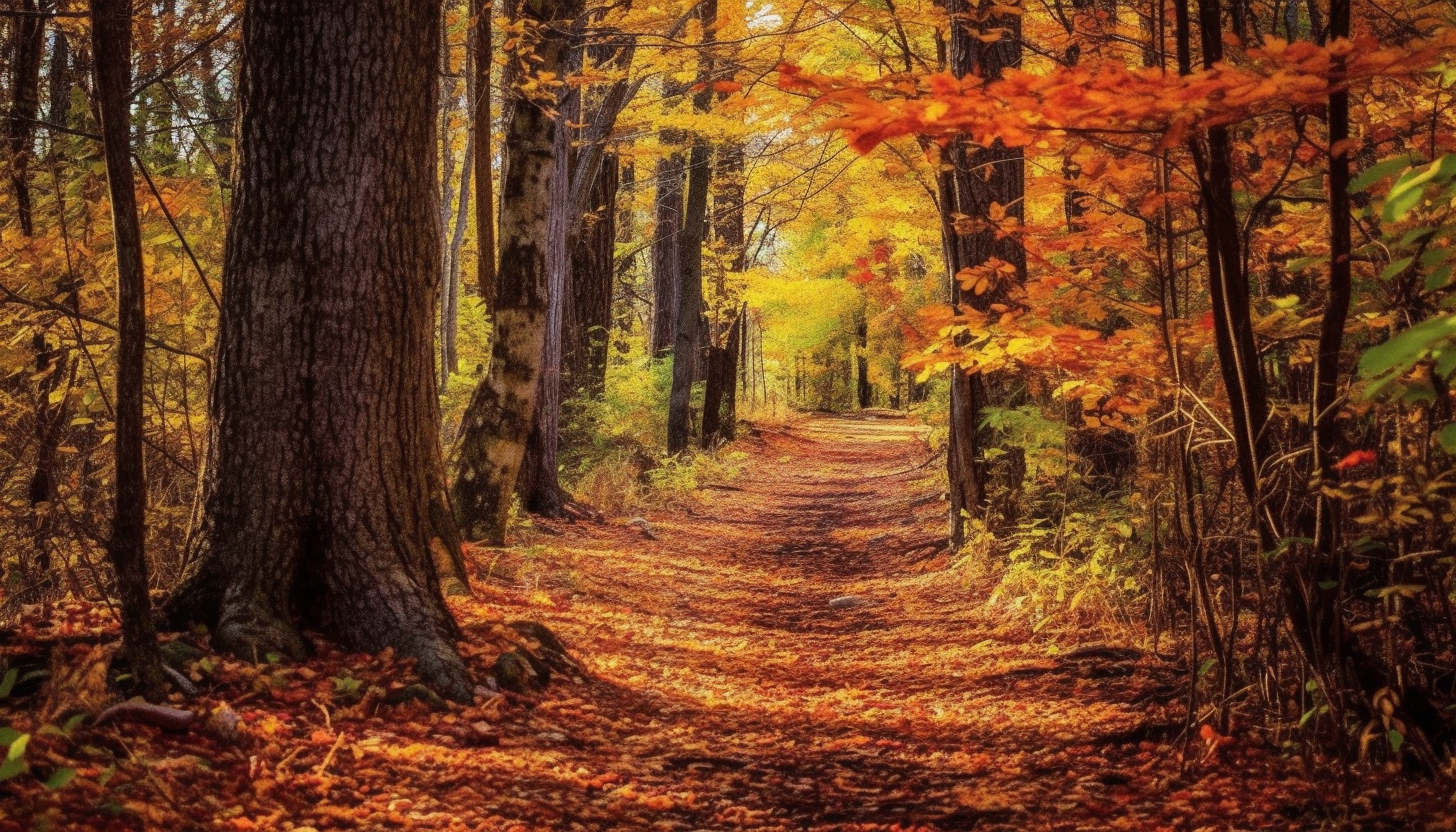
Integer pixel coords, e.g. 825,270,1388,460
665,0,718,456
452,0,584,544
166,0,472,700
92,0,166,700
5,0,45,236
472,0,497,307
941,0,1024,548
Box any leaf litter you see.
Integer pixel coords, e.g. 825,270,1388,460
3,414,1453,830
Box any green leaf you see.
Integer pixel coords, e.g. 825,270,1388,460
1359,314,1456,396
0,728,20,746
1424,263,1453,292
1438,423,1456,454
43,767,76,790
1350,154,1420,194
0,668,17,698
4,732,27,762
1198,657,1217,678
1381,256,1415,281
1388,729,1405,753
1317,580,1339,590
1384,156,1456,223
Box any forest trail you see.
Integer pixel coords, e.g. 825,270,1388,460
10,415,1393,831
450,414,1336,831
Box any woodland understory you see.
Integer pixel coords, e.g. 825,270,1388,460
1,0,1456,828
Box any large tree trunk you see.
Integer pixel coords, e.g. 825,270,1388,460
166,0,472,701
451,0,582,545
92,0,166,700
5,0,45,236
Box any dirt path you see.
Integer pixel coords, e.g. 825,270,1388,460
449,414,1339,831
13,414,1421,831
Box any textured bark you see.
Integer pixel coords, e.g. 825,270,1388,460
452,0,582,545
472,0,497,308
700,305,743,448
5,0,44,236
166,0,472,701
666,0,717,455
942,0,1024,549
26,333,72,585
92,0,166,700
516,115,574,518
650,139,685,358
667,138,711,455
438,22,464,386
713,142,746,272
564,152,617,399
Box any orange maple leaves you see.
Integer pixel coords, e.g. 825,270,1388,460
779,32,1456,155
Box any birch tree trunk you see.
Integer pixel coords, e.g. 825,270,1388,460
451,0,583,544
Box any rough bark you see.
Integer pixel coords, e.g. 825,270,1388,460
452,0,582,545
5,0,44,236
650,137,686,358
92,0,166,700
942,0,1024,548
701,304,743,448
667,137,711,455
855,312,871,409
166,0,472,701
564,152,617,399
472,0,497,309
516,113,574,517
666,0,717,455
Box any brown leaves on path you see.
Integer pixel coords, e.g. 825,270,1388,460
3,413,1449,830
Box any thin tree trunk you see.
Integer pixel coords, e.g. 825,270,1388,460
6,0,44,236
451,0,582,544
472,0,497,309
651,138,685,358
92,0,166,701
166,0,472,700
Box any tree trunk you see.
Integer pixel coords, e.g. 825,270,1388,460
451,0,582,545
516,113,574,517
472,0,497,309
942,0,1024,549
701,304,744,448
666,0,717,455
565,152,618,400
650,137,685,358
166,0,472,701
713,142,746,272
92,0,166,701
5,0,44,236
855,312,871,409
667,137,710,455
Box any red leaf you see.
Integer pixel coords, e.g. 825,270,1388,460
1333,450,1377,471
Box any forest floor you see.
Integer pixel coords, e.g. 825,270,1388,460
5,413,1455,831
